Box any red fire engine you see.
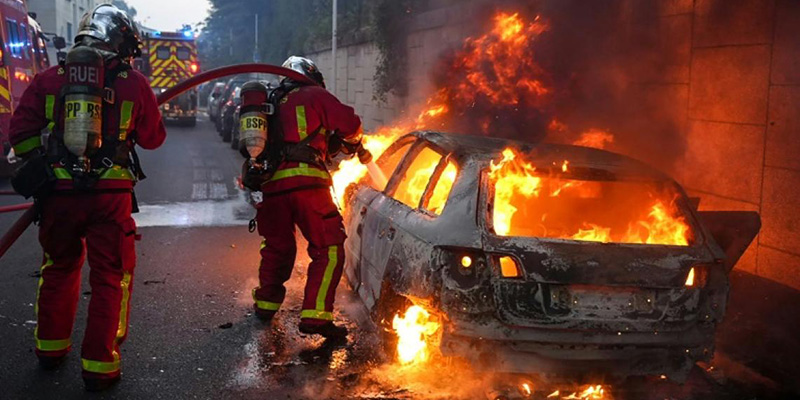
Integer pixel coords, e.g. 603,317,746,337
0,0,51,174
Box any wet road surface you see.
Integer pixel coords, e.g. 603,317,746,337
0,116,798,399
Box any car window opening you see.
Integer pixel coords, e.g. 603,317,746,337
371,141,413,192
392,146,446,210
421,159,457,216
488,153,693,246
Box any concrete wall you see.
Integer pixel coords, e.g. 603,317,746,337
307,0,800,290
307,2,487,132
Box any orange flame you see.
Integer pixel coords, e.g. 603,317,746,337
490,148,692,246
574,129,615,150
392,305,441,366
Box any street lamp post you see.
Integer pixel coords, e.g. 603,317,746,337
331,0,337,95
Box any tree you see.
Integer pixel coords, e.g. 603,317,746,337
111,0,137,19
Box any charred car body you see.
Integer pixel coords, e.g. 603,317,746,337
342,131,760,382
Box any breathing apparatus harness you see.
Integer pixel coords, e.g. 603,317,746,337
48,47,146,193
240,81,328,191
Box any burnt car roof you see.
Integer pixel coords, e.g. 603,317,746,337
413,131,671,182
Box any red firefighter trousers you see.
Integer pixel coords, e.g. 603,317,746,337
35,192,136,380
253,188,347,325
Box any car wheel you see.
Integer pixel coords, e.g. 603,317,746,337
185,118,197,128
222,125,232,143
230,130,239,149
372,281,412,362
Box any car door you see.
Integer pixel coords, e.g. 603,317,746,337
359,142,456,308
345,137,416,307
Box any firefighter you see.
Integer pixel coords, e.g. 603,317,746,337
249,56,364,339
8,5,165,392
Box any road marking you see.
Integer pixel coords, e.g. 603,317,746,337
209,183,228,200
134,199,253,228
192,183,209,200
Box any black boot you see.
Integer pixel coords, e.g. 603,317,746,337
38,355,66,371
299,321,348,339
253,305,276,322
83,375,121,392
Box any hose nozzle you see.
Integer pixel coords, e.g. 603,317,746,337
357,146,373,164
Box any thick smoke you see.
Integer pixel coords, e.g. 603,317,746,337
425,0,688,172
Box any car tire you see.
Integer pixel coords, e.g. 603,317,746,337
222,125,232,143
185,118,197,128
230,130,239,149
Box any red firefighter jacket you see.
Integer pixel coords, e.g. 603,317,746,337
9,61,166,191
262,84,362,195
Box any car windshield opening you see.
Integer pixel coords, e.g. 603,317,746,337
488,160,693,246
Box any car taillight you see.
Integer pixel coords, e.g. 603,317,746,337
190,63,199,73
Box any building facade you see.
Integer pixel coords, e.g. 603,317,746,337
25,0,111,62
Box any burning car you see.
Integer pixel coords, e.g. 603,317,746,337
341,131,760,382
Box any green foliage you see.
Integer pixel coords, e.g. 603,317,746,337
200,0,420,100
372,0,421,101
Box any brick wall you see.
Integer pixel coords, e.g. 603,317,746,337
307,0,800,290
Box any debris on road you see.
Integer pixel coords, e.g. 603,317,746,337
218,322,233,329
143,279,167,285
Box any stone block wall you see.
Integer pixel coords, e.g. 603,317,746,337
306,0,800,290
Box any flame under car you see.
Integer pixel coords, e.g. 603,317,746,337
341,131,760,382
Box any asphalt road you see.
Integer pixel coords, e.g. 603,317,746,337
0,116,798,399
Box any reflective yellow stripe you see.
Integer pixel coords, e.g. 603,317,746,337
36,338,71,352
269,167,330,182
119,101,134,140
52,167,134,181
296,105,307,140
251,288,281,311
100,166,134,180
53,168,71,180
13,135,41,155
255,300,281,311
301,310,333,321
259,240,266,250
116,272,132,341
45,95,55,131
82,357,120,374
34,254,54,345
315,246,338,313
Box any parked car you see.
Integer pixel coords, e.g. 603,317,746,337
341,131,760,382
218,86,242,142
207,82,226,122
213,77,247,133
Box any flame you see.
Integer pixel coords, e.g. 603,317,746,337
392,305,441,366
574,129,614,149
490,148,692,246
331,128,401,206
489,148,541,236
331,12,552,209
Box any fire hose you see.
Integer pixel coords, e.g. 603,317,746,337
0,63,317,261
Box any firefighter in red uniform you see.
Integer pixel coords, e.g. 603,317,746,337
250,56,364,338
9,5,165,391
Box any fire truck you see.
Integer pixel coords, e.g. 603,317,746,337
0,0,51,174
136,28,200,127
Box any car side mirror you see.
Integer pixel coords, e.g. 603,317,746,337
53,36,66,50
